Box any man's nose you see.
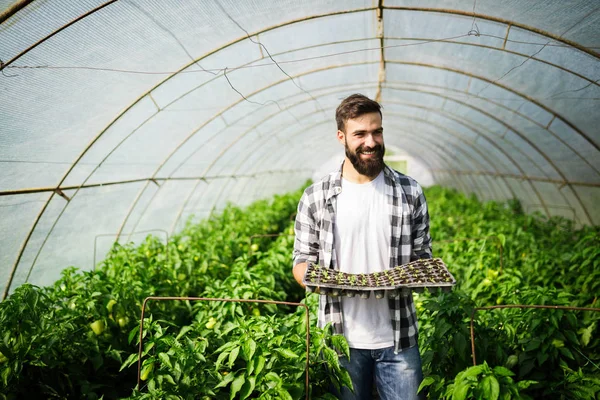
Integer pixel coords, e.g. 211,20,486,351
364,133,376,148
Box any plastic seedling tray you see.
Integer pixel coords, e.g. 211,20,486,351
303,258,456,298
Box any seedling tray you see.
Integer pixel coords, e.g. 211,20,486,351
303,258,456,297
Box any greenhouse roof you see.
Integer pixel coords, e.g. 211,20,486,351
0,0,598,297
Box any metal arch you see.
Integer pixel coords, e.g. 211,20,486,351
3,4,597,292
382,82,595,224
382,82,600,178
387,108,552,218
386,98,552,181
382,6,599,59
384,111,521,198
3,4,596,190
13,4,592,196
385,110,553,215
144,59,588,236
244,117,478,198
383,85,595,224
118,79,385,239
391,135,488,199
385,84,592,183
386,121,511,200
1,191,52,300
3,3,597,71
383,36,599,88
6,56,590,283
0,0,32,24
1,1,119,68
383,61,598,153
389,126,511,200
252,112,503,197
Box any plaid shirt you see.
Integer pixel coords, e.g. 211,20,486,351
293,163,432,353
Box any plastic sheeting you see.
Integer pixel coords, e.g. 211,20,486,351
0,0,598,296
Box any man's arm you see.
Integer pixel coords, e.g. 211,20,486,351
292,190,319,288
412,184,432,260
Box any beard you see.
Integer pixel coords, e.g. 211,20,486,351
345,140,385,177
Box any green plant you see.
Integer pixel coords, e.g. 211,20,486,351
420,361,536,400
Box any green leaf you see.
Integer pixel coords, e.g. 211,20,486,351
338,368,353,392
176,325,193,340
558,347,575,360
462,364,485,379
418,376,436,392
215,351,229,371
276,388,293,400
579,324,594,347
277,348,299,359
215,341,237,354
492,366,514,377
228,346,240,368
323,347,340,372
158,352,172,369
452,381,471,400
517,380,537,390
239,375,256,400
481,375,499,400
214,372,235,388
254,355,266,376
265,371,282,388
242,338,256,361
453,333,467,360
162,374,176,385
496,234,506,248
330,335,350,359
120,352,139,371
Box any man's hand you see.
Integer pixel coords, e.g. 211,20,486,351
293,262,308,288
293,263,322,293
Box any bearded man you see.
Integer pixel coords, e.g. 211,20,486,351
292,94,431,400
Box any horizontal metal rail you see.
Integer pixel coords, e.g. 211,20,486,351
469,304,600,366
0,169,311,197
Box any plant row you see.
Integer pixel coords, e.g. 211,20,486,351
0,186,350,399
417,186,600,399
1,184,598,399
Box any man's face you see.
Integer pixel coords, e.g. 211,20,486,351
338,112,385,177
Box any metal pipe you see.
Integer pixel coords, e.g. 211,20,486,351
0,0,33,25
469,304,600,365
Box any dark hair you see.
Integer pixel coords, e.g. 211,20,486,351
335,93,382,132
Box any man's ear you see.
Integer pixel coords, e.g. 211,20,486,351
337,129,345,144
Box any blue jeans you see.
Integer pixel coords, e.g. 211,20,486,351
335,345,424,400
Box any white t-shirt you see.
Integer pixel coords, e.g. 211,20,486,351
333,170,394,349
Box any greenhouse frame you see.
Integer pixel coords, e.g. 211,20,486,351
0,0,598,399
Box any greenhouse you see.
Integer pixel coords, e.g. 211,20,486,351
0,0,598,399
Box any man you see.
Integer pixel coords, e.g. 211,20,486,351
292,94,432,400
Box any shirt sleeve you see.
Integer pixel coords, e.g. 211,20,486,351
411,183,432,261
292,189,320,266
